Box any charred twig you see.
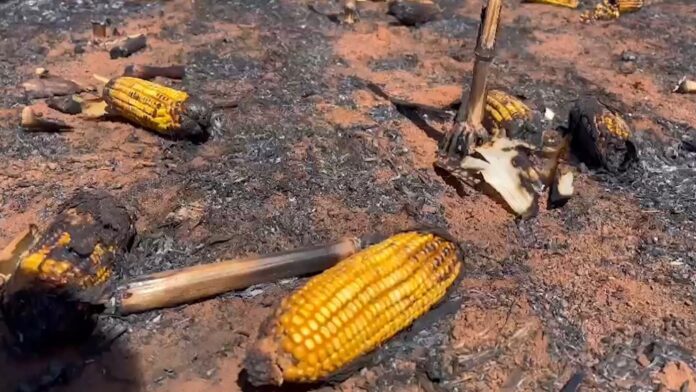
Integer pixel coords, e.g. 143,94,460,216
123,64,186,80
20,107,74,132
388,0,442,26
109,34,147,59
47,96,83,115
22,77,86,99
673,77,696,94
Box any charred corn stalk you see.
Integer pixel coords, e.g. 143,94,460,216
245,230,462,386
101,76,223,140
521,0,579,9
0,191,135,350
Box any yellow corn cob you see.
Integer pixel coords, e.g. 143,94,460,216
102,76,214,140
244,230,462,386
521,0,579,9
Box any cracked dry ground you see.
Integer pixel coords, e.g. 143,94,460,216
1,0,696,391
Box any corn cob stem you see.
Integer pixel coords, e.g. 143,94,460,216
108,237,364,315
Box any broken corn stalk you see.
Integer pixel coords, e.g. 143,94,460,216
98,75,218,140
245,230,462,386
521,0,579,9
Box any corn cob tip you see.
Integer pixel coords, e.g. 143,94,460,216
245,332,285,386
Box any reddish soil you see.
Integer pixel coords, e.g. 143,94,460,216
1,0,696,391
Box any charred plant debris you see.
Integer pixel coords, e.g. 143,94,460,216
0,190,136,351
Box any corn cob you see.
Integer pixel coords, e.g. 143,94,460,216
0,191,135,350
567,97,637,171
244,230,462,386
521,0,579,9
581,0,642,22
483,89,539,143
101,76,221,141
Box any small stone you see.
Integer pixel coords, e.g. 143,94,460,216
619,62,637,75
621,51,637,62
47,162,57,170
544,108,556,121
73,45,84,54
637,353,651,367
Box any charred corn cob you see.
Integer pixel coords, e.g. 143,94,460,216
483,89,540,144
1,191,135,350
101,76,223,141
581,0,642,22
567,97,637,171
521,0,579,9
244,230,462,386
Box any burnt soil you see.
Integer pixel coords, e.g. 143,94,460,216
1,0,696,391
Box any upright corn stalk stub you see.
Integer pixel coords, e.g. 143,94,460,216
438,0,502,161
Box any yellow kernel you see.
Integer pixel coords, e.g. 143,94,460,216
282,339,294,352
284,367,300,380
304,339,316,351
319,307,331,318
315,313,326,324
291,315,304,326
319,326,331,339
327,321,338,333
331,337,342,350
327,298,340,312
292,333,303,344
316,347,328,361
338,312,349,324
292,344,307,360
300,326,312,337
306,353,319,366
313,334,323,345
308,320,319,331
298,307,313,319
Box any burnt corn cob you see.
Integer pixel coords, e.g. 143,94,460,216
102,76,223,141
0,191,135,350
484,89,540,144
567,97,637,172
581,0,642,22
245,230,462,386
